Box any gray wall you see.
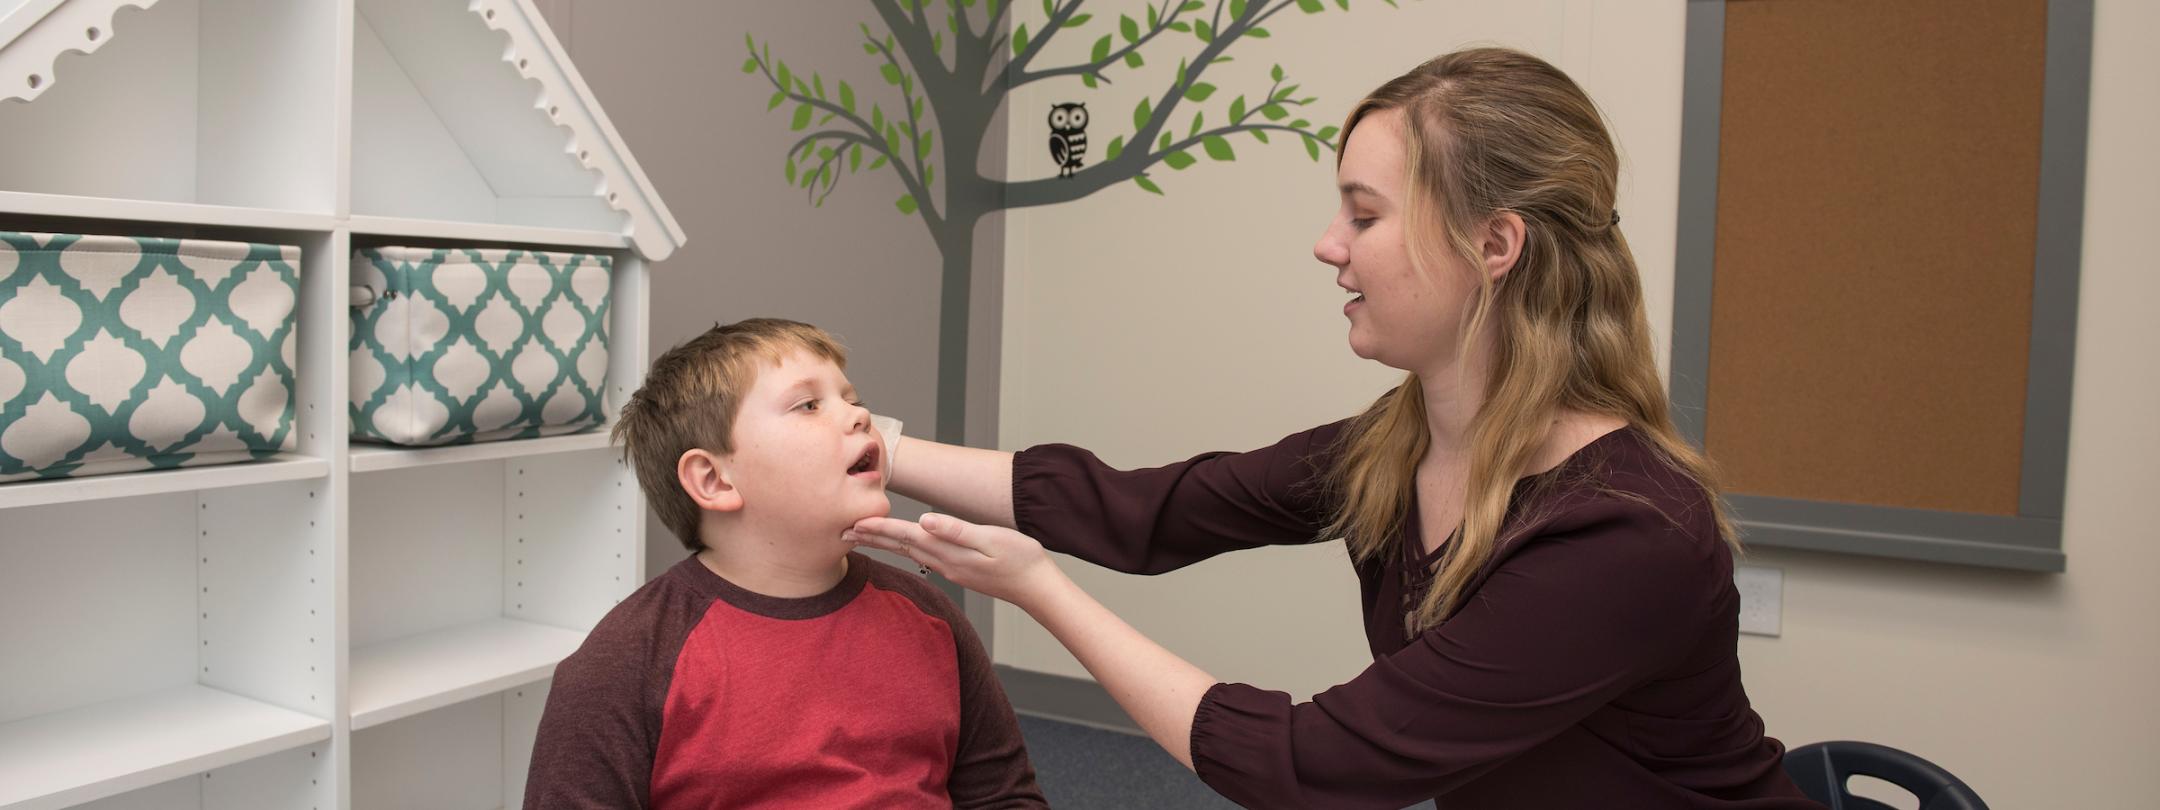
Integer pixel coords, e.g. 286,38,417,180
538,1,994,580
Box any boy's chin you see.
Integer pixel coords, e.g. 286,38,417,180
845,493,893,524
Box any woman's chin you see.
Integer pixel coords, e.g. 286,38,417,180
1346,331,1387,364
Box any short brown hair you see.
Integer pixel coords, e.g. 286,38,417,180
613,318,848,550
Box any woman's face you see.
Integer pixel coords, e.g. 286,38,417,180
1313,109,1482,375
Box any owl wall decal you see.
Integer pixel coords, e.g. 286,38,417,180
1049,102,1089,178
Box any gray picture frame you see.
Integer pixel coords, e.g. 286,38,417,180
1670,0,2092,572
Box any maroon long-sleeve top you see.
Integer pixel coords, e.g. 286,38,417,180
1012,419,1820,809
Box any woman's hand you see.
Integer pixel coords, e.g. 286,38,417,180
846,513,1066,609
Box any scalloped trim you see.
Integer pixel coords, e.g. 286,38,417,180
467,0,683,261
0,0,160,104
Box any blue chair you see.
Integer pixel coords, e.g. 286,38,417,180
1783,741,1987,810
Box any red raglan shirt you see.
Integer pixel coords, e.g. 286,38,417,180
524,552,1046,809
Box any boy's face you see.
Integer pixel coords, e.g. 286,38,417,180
721,348,891,535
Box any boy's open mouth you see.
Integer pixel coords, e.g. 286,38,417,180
847,444,880,477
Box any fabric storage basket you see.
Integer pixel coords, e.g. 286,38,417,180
350,246,612,446
0,231,300,481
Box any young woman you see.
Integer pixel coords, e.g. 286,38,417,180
849,47,1818,809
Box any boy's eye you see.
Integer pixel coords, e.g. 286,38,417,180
797,399,819,411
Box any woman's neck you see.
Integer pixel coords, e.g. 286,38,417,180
1416,348,1493,455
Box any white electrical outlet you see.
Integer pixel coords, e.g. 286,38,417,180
1734,564,1782,637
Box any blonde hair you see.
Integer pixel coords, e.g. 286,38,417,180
1317,48,1740,633
613,318,848,550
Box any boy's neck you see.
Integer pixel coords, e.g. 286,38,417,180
695,528,852,599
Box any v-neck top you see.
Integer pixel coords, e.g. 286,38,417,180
1397,427,1630,641
1012,419,1817,809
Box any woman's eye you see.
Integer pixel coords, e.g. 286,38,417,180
1351,217,1376,231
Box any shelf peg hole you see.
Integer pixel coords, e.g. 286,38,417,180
87,27,100,41
27,74,41,90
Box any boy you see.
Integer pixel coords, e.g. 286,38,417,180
524,318,1046,809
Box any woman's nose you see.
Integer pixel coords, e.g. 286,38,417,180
1314,221,1348,267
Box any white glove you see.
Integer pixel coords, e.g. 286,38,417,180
870,414,903,481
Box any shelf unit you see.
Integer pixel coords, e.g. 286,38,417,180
0,0,681,808
347,427,613,474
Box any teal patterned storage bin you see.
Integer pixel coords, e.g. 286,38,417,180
0,231,300,481
350,246,611,446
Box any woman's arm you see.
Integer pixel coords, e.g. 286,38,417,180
1022,565,1216,768
872,420,1346,575
846,514,1216,767
885,436,1018,528
853,503,1728,809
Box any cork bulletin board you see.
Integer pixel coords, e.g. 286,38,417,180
1670,0,2090,571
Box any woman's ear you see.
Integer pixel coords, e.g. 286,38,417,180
1482,210,1527,282
678,448,743,513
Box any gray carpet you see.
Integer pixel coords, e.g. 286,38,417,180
1016,714,1437,809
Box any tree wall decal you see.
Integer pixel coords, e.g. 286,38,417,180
744,0,1393,442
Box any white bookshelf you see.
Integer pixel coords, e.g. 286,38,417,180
0,685,332,810
0,0,680,807
348,427,615,473
0,453,328,510
0,190,340,232
350,617,584,730
345,214,629,251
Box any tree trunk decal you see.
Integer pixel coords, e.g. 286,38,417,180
744,0,1391,442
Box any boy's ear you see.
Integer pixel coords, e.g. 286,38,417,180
677,448,743,513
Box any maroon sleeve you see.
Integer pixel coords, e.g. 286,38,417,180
524,575,701,810
1011,420,1348,574
865,564,1048,809
947,601,1050,810
1187,499,1726,809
